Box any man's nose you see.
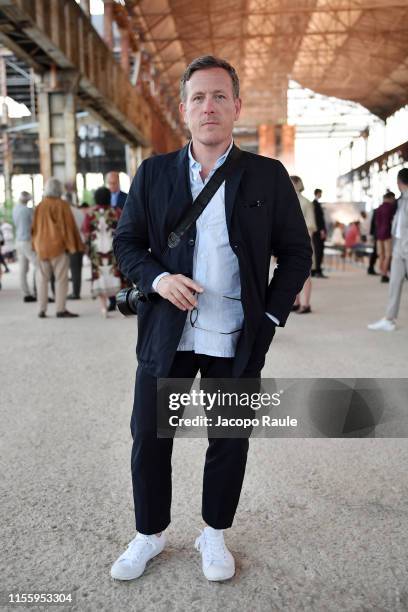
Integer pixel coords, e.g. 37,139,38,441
202,96,215,113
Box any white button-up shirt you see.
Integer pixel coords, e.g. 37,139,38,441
178,141,243,357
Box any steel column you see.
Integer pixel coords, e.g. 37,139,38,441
37,69,78,184
281,124,296,174
0,55,12,206
258,124,276,159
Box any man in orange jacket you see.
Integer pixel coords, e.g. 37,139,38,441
32,177,84,318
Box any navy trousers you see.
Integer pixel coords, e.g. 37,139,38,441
130,351,260,535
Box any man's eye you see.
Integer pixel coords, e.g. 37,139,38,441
215,95,225,100
193,96,203,102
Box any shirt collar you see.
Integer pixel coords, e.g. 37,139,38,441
188,140,234,179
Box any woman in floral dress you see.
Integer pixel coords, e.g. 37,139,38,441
83,186,121,317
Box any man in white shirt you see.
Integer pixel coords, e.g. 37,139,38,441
12,191,37,302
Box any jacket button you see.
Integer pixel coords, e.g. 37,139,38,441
188,238,195,246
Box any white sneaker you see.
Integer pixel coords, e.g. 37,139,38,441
367,318,396,331
194,526,235,581
111,532,166,580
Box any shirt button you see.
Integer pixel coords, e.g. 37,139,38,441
188,238,195,246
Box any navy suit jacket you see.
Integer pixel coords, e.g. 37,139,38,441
113,144,312,378
112,190,128,210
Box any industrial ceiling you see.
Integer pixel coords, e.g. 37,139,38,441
127,0,408,126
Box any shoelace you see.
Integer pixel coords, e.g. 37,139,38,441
194,530,228,565
121,535,155,563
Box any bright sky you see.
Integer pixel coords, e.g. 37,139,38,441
0,96,31,118
74,0,104,14
90,0,104,14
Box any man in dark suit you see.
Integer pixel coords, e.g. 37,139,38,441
106,171,128,310
311,188,328,278
106,171,128,211
111,55,312,583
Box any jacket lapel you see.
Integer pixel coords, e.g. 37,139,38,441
225,145,245,232
174,143,192,200
166,144,192,227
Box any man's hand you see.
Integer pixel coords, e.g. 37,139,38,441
156,274,203,311
246,315,277,374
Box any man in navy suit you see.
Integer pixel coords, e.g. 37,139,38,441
111,56,312,582
106,171,127,210
106,171,128,310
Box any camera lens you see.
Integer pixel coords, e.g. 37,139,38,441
116,288,145,316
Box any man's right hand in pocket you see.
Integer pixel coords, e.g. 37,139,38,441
247,315,277,373
156,274,203,311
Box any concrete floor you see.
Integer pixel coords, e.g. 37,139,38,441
1,261,408,612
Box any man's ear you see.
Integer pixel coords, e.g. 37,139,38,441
179,102,186,124
234,97,242,121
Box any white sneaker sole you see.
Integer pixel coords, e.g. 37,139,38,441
203,566,235,581
110,547,164,580
111,564,146,581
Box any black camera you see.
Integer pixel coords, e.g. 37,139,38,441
116,287,148,316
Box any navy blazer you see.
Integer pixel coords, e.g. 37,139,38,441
113,144,312,378
112,190,128,210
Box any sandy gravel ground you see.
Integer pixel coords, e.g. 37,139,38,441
1,260,408,612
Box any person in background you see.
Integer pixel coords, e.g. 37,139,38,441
62,183,83,299
311,188,327,279
331,221,345,247
368,168,408,331
0,224,10,274
359,211,370,243
345,220,361,258
62,180,79,206
12,191,37,302
375,192,397,283
67,202,86,300
290,175,316,313
32,178,84,319
106,171,128,311
106,171,128,211
82,186,121,318
367,208,379,275
1,218,15,263
0,227,4,288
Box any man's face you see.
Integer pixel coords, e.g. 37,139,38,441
316,191,322,200
179,67,241,147
107,172,120,193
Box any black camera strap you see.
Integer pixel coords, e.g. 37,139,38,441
167,144,243,249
